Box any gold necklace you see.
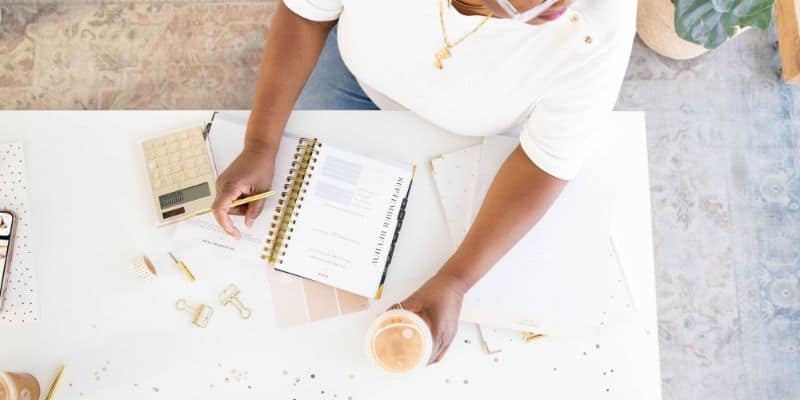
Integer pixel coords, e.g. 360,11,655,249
436,0,493,70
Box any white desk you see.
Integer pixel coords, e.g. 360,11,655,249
0,111,660,399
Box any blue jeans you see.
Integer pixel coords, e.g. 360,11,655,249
295,26,379,110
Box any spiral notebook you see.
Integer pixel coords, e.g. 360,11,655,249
205,113,415,299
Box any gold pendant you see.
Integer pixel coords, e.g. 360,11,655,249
434,46,451,70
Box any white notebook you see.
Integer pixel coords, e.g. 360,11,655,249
433,134,626,337
208,113,415,299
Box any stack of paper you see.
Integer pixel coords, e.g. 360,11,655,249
431,134,635,343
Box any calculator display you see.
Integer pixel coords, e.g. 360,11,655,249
158,182,211,209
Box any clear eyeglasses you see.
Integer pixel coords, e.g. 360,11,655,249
494,0,561,22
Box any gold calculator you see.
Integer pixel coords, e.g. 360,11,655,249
142,125,217,224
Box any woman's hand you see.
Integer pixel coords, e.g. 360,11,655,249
211,144,276,239
399,272,469,364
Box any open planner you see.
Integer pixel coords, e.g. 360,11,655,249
206,113,415,299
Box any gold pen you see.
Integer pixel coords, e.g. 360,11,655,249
45,364,66,400
169,252,196,282
184,190,276,220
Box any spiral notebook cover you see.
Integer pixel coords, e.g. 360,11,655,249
266,137,415,299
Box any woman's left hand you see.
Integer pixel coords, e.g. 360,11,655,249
398,272,468,364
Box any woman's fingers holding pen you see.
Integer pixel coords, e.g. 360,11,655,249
212,148,276,238
212,182,247,239
244,197,267,228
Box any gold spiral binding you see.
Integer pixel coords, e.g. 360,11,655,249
262,137,320,264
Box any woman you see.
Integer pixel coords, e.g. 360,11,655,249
212,0,636,363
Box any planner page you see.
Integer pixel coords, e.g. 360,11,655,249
276,140,414,298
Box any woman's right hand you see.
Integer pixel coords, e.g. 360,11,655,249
211,145,277,239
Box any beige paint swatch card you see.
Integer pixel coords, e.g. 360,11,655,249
267,268,369,327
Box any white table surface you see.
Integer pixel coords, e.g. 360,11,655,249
0,111,660,399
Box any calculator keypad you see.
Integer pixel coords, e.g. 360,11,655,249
143,128,212,192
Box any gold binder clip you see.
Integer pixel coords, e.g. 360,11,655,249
219,284,252,319
176,299,213,328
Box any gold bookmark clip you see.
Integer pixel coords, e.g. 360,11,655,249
219,284,252,319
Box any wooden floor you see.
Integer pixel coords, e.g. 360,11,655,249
2,3,799,399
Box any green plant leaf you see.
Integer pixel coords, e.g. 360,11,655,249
674,0,775,49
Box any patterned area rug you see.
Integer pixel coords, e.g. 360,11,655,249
2,3,800,400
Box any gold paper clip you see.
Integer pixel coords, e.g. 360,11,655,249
176,299,213,328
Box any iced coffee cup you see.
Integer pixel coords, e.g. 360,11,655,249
366,309,433,373
0,372,40,400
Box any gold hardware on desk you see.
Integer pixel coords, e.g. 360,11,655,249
176,299,213,328
169,252,196,282
522,332,545,343
219,284,251,319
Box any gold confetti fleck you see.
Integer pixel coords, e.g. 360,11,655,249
152,387,160,393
